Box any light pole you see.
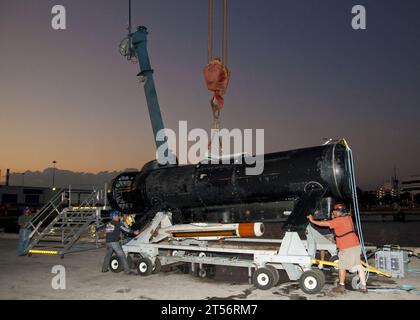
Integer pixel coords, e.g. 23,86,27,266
52,161,57,191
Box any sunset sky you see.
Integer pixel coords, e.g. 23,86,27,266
1,0,420,189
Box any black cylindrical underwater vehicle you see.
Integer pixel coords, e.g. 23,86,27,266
108,142,351,229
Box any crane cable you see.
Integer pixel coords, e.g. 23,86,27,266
208,0,213,62
342,139,370,284
205,0,230,153
207,0,228,71
222,0,228,66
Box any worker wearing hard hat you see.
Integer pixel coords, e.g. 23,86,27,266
96,211,139,274
308,203,368,294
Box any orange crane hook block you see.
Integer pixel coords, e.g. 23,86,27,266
204,58,230,111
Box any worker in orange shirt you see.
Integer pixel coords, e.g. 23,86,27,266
308,203,368,293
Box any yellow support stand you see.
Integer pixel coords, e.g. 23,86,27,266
312,259,391,278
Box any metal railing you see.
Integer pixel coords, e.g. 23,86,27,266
28,189,65,239
26,186,108,255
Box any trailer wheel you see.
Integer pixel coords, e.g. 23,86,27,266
252,267,276,290
110,255,123,273
351,275,360,290
329,255,339,271
137,257,153,276
299,270,325,294
266,265,280,286
152,258,162,274
198,268,207,279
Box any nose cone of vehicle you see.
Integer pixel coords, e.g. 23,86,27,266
254,222,265,237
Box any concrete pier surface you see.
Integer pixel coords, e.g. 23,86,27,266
0,238,419,300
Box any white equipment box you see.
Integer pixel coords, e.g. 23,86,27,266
375,245,409,278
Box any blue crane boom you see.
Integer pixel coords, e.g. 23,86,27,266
131,26,166,152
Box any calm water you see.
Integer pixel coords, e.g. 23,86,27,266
361,221,420,247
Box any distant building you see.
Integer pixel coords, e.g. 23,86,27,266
0,185,55,212
401,175,420,196
376,179,399,200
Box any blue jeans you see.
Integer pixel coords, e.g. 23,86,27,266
17,228,30,256
102,242,130,273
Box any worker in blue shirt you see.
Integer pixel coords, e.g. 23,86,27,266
96,211,139,274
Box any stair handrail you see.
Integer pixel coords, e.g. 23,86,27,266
59,190,101,243
62,210,99,245
26,187,105,254
27,189,64,233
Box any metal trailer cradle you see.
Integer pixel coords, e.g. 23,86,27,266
110,212,337,294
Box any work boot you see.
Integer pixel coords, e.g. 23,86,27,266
359,284,368,294
331,284,346,293
102,269,109,273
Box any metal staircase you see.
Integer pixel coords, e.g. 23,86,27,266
26,187,107,257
